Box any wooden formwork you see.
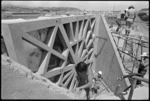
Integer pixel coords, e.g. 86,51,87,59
2,14,128,93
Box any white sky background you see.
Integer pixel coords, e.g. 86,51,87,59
2,1,149,11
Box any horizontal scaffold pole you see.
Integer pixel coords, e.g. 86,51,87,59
113,33,149,44
132,76,149,83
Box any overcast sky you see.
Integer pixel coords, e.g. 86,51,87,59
2,1,149,11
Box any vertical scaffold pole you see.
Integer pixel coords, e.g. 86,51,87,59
131,36,142,72
122,34,129,62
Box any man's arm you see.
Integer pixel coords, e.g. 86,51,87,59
78,67,93,90
77,82,92,90
142,58,149,67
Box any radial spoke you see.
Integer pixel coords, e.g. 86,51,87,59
51,49,66,60
82,54,88,61
82,20,89,39
86,59,93,64
56,71,64,85
91,20,96,30
78,20,84,39
69,73,77,91
78,41,84,57
48,26,58,48
37,52,51,74
87,39,93,49
73,80,78,91
61,70,73,83
43,67,62,78
70,22,75,39
81,49,87,59
88,48,94,55
85,30,92,44
64,71,74,87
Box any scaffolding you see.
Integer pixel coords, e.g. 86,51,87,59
110,23,149,99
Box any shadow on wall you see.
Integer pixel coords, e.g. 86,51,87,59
1,36,8,56
23,27,65,76
23,28,49,73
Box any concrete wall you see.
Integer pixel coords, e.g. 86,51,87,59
2,14,129,94
94,15,129,93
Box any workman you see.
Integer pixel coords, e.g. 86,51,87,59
125,5,136,35
75,61,93,100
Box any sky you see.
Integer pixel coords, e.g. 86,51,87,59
2,1,149,11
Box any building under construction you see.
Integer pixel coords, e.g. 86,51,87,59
1,12,149,100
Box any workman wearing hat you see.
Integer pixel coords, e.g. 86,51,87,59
115,9,128,33
137,52,149,86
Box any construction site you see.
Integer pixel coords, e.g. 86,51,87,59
1,1,149,100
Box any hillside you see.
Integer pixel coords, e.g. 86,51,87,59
140,8,149,11
138,8,149,21
1,5,81,13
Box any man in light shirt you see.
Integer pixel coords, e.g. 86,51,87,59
125,5,136,35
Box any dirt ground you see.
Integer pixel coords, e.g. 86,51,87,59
106,15,149,41
1,55,78,99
